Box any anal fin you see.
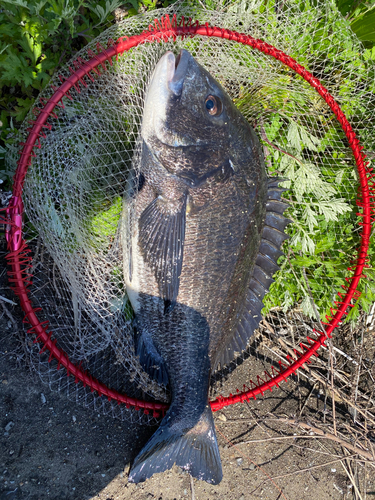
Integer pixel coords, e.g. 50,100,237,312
134,322,169,387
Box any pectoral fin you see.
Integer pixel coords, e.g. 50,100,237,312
139,195,186,310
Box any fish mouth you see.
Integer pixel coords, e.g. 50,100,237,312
141,50,194,146
168,49,190,96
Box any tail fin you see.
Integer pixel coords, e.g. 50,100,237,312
128,404,222,484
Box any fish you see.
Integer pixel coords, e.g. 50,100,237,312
122,49,289,484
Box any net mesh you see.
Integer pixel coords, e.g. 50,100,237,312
5,0,375,423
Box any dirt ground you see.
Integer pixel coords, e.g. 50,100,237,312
0,237,374,500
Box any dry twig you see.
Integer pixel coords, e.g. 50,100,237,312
299,382,318,417
1,300,18,328
0,295,17,306
341,446,364,500
264,417,375,462
190,475,195,500
262,330,375,425
268,455,357,480
216,427,288,500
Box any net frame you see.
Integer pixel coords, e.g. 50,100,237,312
3,14,373,417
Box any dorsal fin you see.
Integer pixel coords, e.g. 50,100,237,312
214,178,291,370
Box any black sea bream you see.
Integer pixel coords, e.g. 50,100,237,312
123,50,289,484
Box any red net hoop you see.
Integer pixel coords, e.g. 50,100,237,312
4,14,374,417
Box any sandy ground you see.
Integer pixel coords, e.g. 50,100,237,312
0,242,373,500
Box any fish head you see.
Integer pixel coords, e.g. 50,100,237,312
141,50,250,186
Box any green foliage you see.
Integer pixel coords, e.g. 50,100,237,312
89,196,122,246
336,0,375,44
260,106,374,323
0,0,177,185
260,106,366,322
250,24,375,323
351,7,375,43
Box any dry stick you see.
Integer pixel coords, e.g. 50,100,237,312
353,331,364,424
267,414,369,452
216,428,289,500
235,435,328,445
215,418,251,424
236,433,374,463
262,343,314,382
356,457,361,500
262,329,375,468
366,405,375,462
299,381,318,417
274,326,347,379
234,434,367,453
320,342,359,366
268,302,345,367
268,455,357,481
259,324,375,446
266,418,375,462
329,339,337,436
290,442,348,458
245,402,273,438
260,127,306,166
1,300,18,329
301,266,338,431
341,421,372,452
262,318,275,334
305,370,375,428
305,348,374,409
265,337,325,386
343,446,357,497
265,335,375,425
0,295,17,306
190,475,195,500
364,365,374,385
341,447,364,500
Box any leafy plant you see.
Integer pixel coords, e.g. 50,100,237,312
336,0,375,45
0,0,176,184
257,103,374,322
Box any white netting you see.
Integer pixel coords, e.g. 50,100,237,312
6,0,375,421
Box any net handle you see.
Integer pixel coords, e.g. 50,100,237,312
5,14,373,414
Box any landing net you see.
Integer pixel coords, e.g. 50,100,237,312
4,0,375,423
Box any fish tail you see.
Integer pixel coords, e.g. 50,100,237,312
128,404,222,484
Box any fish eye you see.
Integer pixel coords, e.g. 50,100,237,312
205,95,222,116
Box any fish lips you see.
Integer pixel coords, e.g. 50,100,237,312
141,50,194,147
152,49,190,97
169,49,190,96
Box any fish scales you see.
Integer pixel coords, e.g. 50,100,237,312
123,49,289,484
